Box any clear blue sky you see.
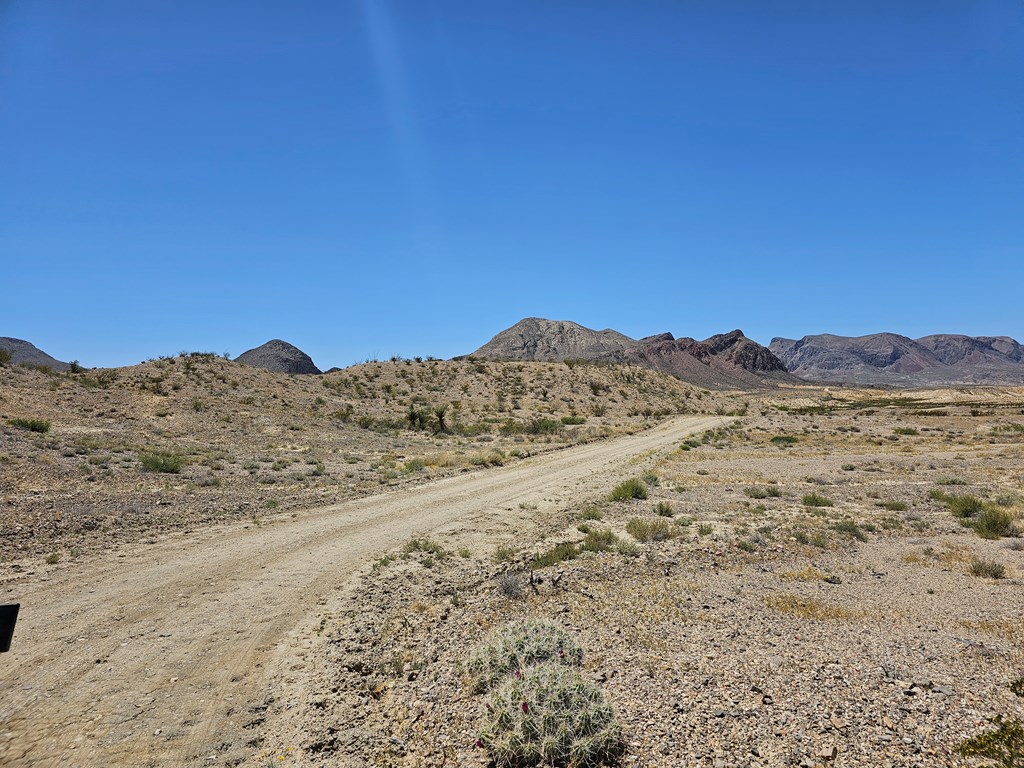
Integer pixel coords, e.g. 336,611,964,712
2,1,1021,369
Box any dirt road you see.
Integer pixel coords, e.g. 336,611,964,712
0,416,723,767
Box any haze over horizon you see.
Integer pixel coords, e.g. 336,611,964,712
2,1,1021,369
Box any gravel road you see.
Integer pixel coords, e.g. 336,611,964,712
0,416,724,767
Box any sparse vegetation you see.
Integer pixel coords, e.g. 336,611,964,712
969,558,1007,579
139,452,185,474
608,478,648,502
832,519,867,542
625,517,679,542
802,492,833,508
8,417,50,433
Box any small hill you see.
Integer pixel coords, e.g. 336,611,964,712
470,319,797,389
235,339,321,375
470,318,636,362
770,333,1024,386
0,337,70,371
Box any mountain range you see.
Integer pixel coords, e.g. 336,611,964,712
770,333,1024,386
468,318,798,389
4,322,1024,388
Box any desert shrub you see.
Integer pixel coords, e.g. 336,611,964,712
580,528,618,553
625,517,678,542
745,486,781,499
654,501,673,517
879,500,908,511
495,572,522,599
578,506,603,521
403,537,448,558
8,418,51,433
974,508,1017,540
0,350,10,366
530,542,579,569
770,435,798,446
957,678,1024,766
139,452,184,473
832,519,867,542
608,478,648,502
478,662,622,768
802,493,833,508
969,558,1007,579
697,522,714,536
946,494,985,519
493,545,518,563
500,418,563,436
466,619,583,693
560,414,586,425
894,427,919,436
19,362,54,375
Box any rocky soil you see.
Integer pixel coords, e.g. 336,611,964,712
3,360,1024,768
249,389,1024,768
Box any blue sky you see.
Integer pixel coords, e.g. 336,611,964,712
1,1,1021,369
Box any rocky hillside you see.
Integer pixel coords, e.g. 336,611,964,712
470,318,636,362
470,319,798,389
0,353,733,557
622,330,797,389
770,333,1024,386
0,337,70,371
235,339,322,375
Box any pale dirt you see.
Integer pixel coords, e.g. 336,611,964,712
0,415,725,768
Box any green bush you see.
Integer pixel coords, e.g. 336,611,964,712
608,478,648,502
403,537,448,558
530,542,579,569
466,619,583,694
560,414,586,425
8,418,51,433
947,494,985,519
654,501,673,517
770,435,798,446
832,519,867,542
581,528,618,552
745,486,781,499
478,661,622,768
0,350,11,366
969,558,1007,579
974,507,1017,540
879,500,908,511
139,452,184,473
625,517,678,542
802,493,833,508
894,427,919,436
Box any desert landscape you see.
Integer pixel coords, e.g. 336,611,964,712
4,4,1019,765
2,323,1023,768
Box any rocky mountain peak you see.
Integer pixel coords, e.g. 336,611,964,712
235,339,321,375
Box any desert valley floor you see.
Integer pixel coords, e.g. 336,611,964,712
1,357,1023,767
